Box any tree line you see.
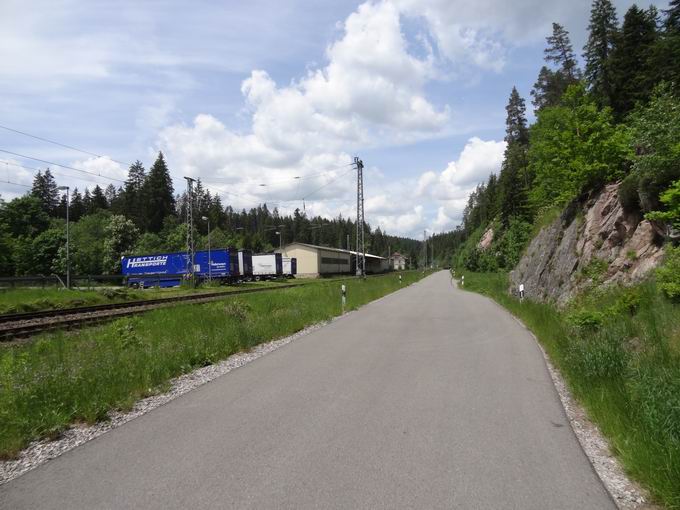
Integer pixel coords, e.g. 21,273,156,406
453,0,680,271
0,152,423,277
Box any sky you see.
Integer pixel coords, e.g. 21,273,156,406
0,0,660,238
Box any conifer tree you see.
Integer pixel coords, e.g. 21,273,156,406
610,5,659,119
144,152,176,233
124,160,147,229
69,188,85,221
83,188,93,214
545,23,580,79
498,88,532,226
31,168,59,215
664,0,680,31
505,87,529,145
91,185,108,212
532,24,580,112
583,0,619,107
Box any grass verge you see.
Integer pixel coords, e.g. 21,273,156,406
456,270,680,509
0,273,405,315
0,270,429,459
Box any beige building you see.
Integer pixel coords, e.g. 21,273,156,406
276,242,388,277
389,252,407,270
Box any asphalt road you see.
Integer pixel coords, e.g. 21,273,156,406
1,271,615,509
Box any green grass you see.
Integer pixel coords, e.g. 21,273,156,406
455,270,680,509
0,270,429,459
0,273,405,315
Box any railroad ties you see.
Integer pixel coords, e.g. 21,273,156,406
0,284,302,342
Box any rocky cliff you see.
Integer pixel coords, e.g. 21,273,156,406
510,183,665,306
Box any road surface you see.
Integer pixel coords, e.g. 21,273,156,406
1,271,614,509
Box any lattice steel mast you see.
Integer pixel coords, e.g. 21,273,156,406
184,176,196,284
355,157,365,277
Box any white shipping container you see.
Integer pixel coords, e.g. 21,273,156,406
282,257,297,277
252,254,280,277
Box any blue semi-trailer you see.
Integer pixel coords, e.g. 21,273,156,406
122,249,238,288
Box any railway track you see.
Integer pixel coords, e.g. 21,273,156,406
0,283,304,342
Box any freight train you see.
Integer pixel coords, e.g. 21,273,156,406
121,248,296,288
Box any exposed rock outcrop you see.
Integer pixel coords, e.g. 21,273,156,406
478,227,494,251
510,183,665,306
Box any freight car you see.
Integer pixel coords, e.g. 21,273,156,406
252,253,283,280
282,257,297,278
122,248,245,288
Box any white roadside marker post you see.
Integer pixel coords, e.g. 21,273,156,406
341,284,347,313
399,274,402,285
461,275,464,287
519,283,525,303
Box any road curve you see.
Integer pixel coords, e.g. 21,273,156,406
0,271,615,509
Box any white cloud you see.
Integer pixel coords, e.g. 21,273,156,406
72,157,126,182
414,136,506,231
157,1,449,221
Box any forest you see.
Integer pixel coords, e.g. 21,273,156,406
0,153,423,277
451,0,680,276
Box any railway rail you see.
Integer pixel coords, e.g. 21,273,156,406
0,283,304,342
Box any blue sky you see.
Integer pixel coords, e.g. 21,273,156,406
0,0,660,237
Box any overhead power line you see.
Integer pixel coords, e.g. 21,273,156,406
0,123,357,214
0,124,130,167
0,149,126,183
0,179,31,189
302,167,354,201
0,159,114,188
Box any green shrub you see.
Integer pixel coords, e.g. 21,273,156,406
566,309,606,331
609,288,642,316
579,257,609,283
657,245,680,300
619,173,641,212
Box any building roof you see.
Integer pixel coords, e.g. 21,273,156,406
279,242,387,260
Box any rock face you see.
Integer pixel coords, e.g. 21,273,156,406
478,227,494,251
510,183,665,306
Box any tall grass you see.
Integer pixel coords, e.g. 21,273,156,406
0,271,427,459
457,270,680,508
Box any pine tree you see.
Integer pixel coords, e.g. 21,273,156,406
83,188,93,214
91,185,108,212
532,23,581,112
531,66,566,111
70,188,85,221
499,88,532,226
583,0,619,107
664,0,680,31
610,5,659,119
124,160,147,229
545,23,580,79
144,152,176,233
55,193,68,219
31,168,59,215
505,87,529,145
104,184,117,206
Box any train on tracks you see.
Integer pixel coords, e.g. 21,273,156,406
122,249,297,288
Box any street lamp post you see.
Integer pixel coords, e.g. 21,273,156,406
202,216,211,281
58,186,70,288
275,231,282,250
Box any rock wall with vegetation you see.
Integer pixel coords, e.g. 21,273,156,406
510,182,665,305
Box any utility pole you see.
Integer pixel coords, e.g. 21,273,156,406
184,177,196,285
58,186,70,288
355,157,365,277
202,216,211,282
423,230,427,269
